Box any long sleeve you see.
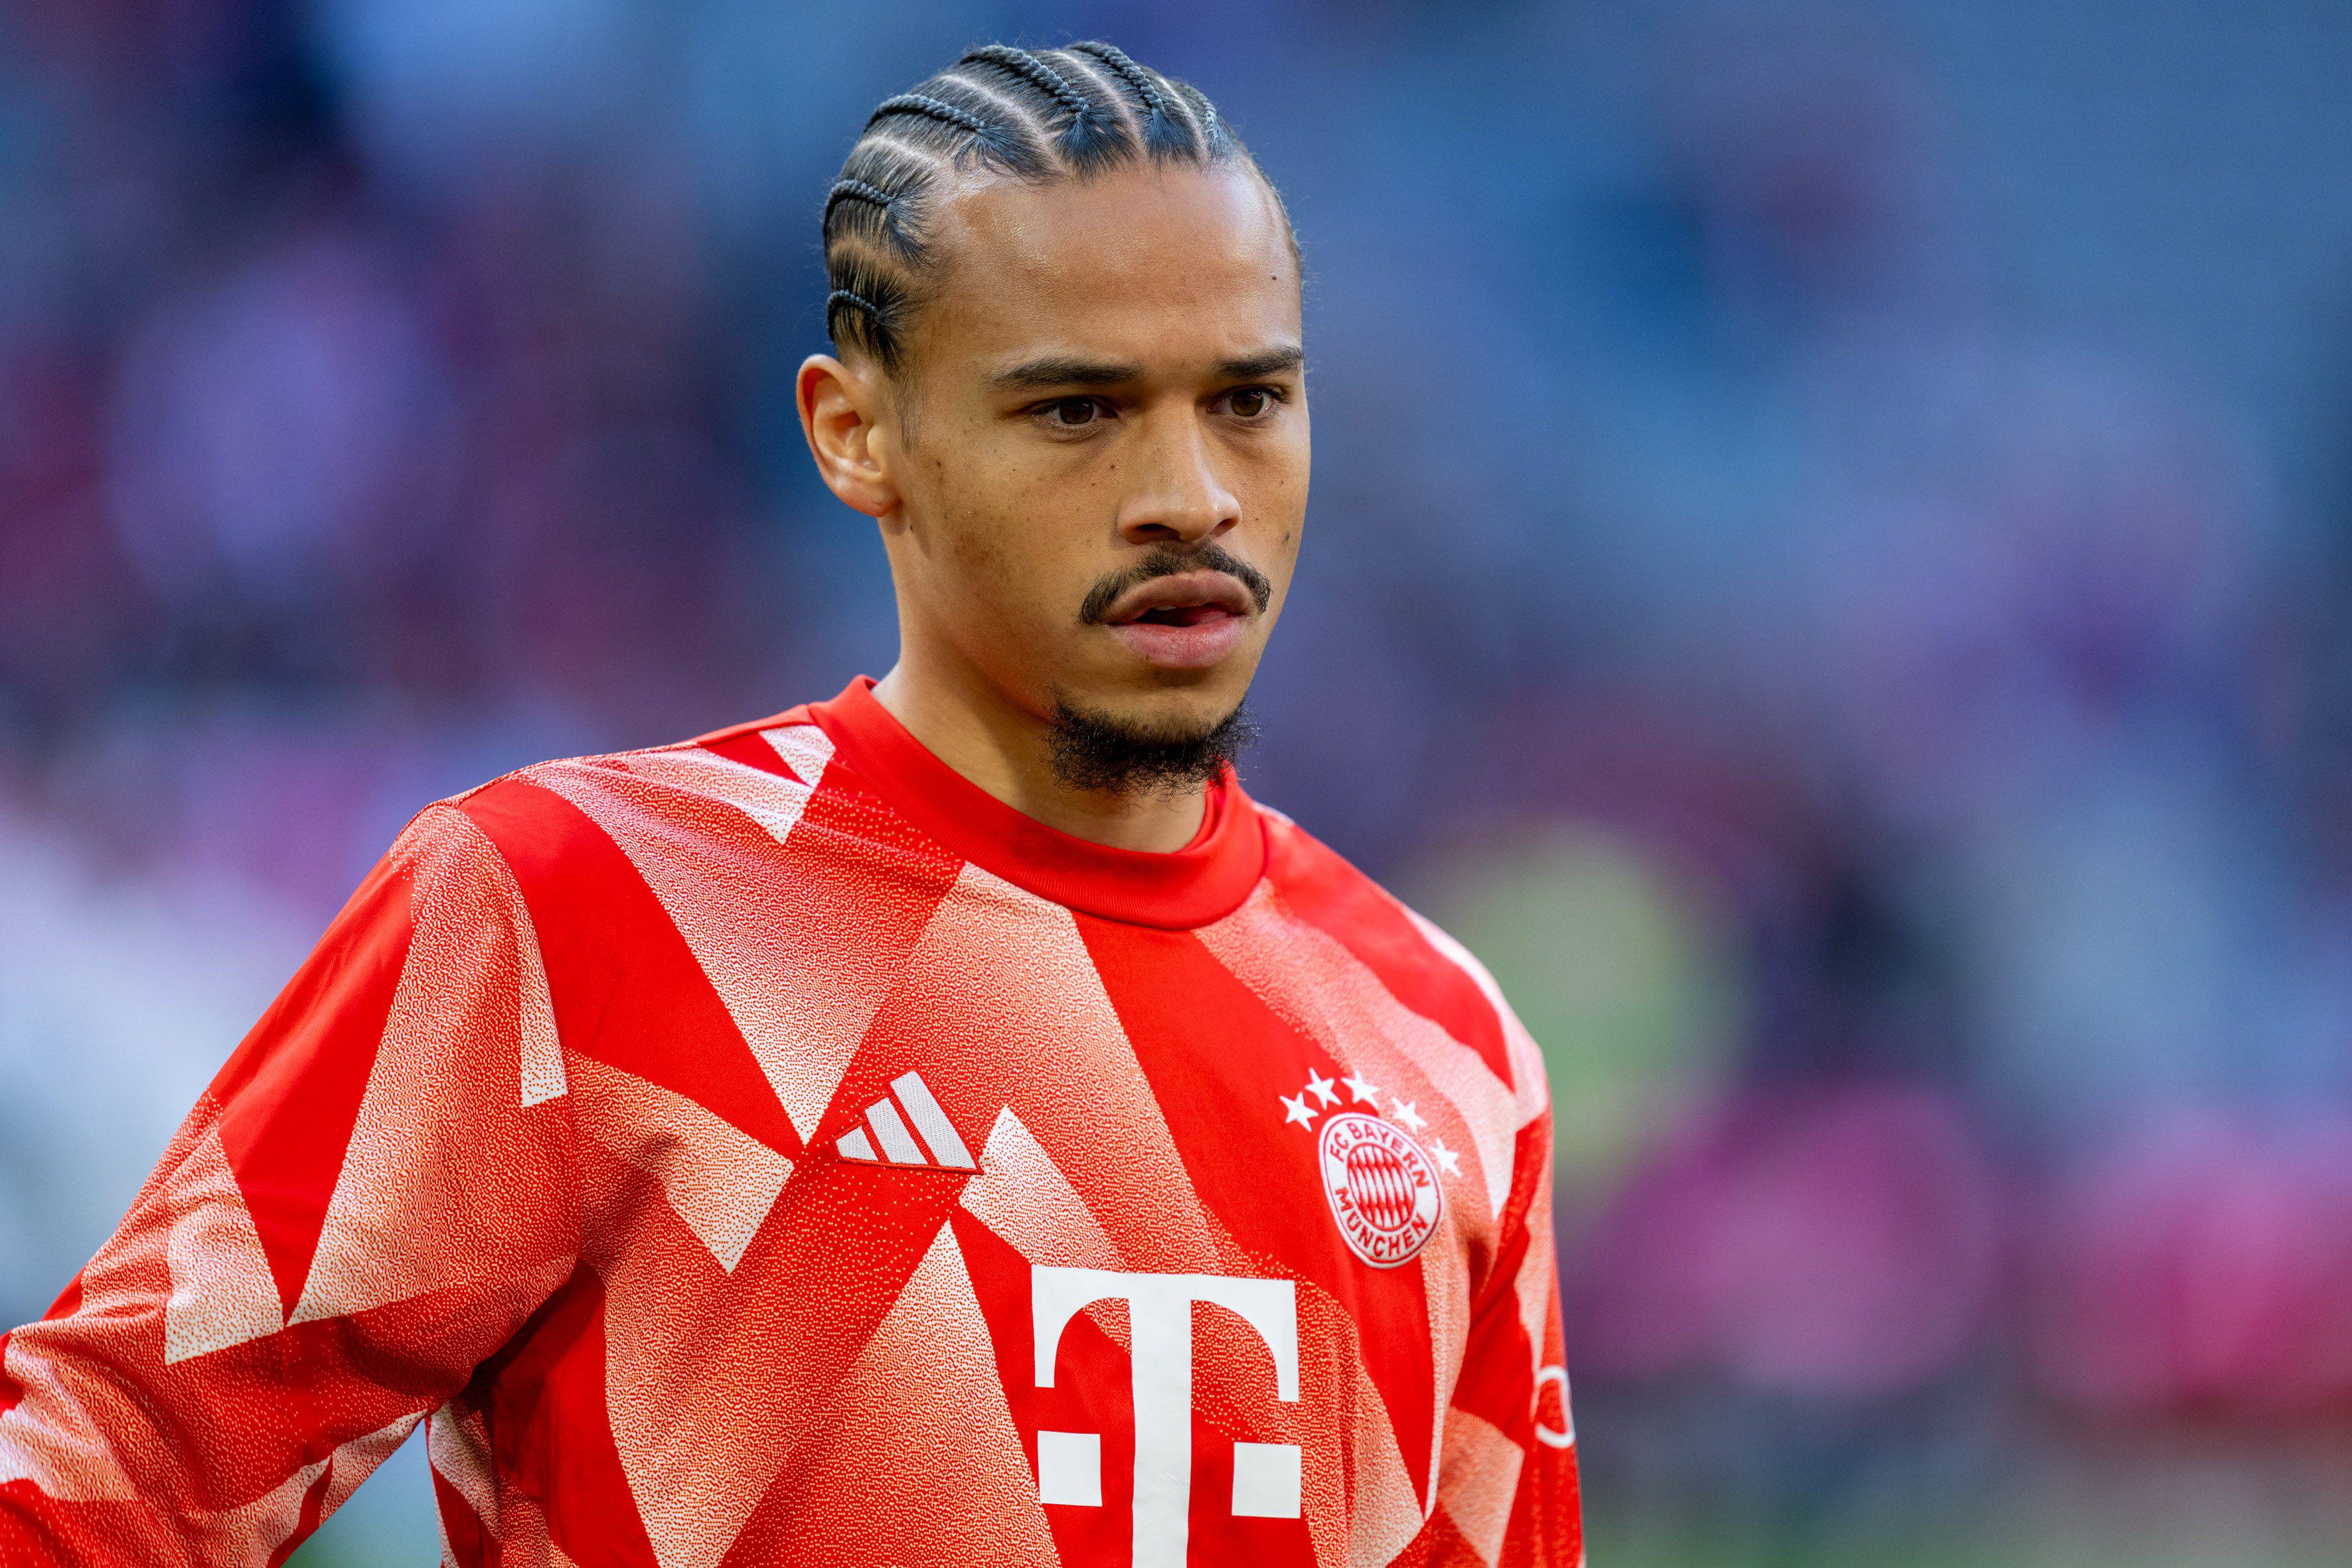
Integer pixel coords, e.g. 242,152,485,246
0,801,580,1565
1435,1103,1586,1567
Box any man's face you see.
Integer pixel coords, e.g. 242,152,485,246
876,161,1308,748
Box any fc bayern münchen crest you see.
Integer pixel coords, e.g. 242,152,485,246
1317,1112,1444,1268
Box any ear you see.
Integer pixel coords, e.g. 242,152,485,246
797,353,901,521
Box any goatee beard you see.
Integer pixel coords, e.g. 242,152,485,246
1045,698,1257,797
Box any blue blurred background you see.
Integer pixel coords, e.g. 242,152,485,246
7,0,2352,1563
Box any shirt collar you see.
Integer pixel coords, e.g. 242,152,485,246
805,676,1267,930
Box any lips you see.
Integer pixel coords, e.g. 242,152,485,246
1099,572,1258,627
1098,571,1255,670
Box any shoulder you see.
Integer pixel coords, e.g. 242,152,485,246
394,705,840,904
1247,801,1549,1116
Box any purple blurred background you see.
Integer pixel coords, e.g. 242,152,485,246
7,1,2352,1563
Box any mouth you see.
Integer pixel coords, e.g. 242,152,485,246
1097,572,1256,670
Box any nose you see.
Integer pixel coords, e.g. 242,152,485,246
1115,412,1241,547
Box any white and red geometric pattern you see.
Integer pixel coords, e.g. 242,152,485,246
0,676,1582,1567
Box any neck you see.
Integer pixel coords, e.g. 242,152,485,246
868,655,1210,854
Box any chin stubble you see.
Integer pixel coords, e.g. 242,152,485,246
1045,698,1258,797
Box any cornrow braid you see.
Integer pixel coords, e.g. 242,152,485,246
867,92,989,138
1068,40,1162,115
959,44,1091,124
1068,40,1199,161
821,40,1277,374
1170,80,1227,155
823,179,894,227
969,44,1123,171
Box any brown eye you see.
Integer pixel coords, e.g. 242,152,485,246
1226,386,1278,419
1046,398,1101,428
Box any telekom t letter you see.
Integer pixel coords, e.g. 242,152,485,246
1031,1266,1302,1567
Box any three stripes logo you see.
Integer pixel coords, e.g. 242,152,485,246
834,1071,978,1172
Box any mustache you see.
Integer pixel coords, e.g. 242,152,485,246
1077,542,1274,626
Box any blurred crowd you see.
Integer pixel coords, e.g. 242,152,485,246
7,1,2352,1563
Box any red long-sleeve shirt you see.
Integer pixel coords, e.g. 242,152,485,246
0,676,1583,1567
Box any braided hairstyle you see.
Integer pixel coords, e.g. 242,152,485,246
823,41,1272,375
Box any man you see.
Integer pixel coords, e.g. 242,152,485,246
0,41,1581,1567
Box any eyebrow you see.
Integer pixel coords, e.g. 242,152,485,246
1215,345,1305,381
988,343,1306,392
991,356,1144,391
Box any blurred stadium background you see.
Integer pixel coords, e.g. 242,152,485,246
7,0,2352,1563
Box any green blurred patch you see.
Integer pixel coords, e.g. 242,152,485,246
1405,823,1745,1190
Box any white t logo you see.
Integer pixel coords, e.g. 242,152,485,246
1031,1266,1302,1567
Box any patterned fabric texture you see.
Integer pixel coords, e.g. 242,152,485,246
0,677,1583,1567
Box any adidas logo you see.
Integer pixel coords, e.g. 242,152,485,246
834,1071,978,1171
